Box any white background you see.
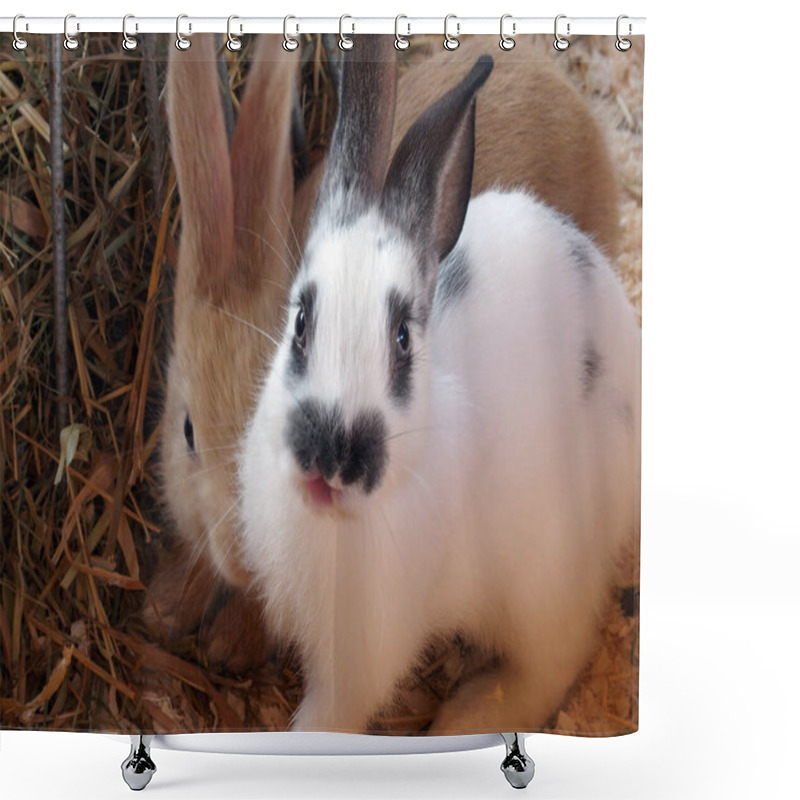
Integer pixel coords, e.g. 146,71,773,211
3,1,799,798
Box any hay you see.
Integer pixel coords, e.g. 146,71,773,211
1,33,642,735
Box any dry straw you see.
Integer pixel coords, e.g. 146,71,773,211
1,31,641,734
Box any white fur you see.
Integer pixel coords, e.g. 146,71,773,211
239,189,641,732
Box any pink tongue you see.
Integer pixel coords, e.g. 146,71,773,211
307,475,334,506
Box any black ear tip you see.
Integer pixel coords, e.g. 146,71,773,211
470,54,494,88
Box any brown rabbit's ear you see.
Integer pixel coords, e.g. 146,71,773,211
167,35,234,300
230,36,298,292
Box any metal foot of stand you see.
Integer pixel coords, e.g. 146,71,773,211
121,735,156,791
500,733,535,789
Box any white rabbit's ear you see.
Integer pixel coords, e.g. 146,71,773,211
316,35,397,222
167,35,234,301
381,55,493,270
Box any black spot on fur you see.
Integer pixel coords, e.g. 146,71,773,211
571,238,598,280
582,342,604,397
551,210,598,279
288,282,317,379
387,289,415,406
286,400,387,493
435,245,471,311
391,351,414,408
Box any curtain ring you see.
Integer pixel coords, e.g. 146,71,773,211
339,15,354,50
394,15,410,51
122,15,139,51
443,14,460,51
499,14,516,51
553,14,570,51
227,15,242,51
616,15,632,52
283,15,299,51
64,13,80,51
12,15,28,51
175,14,191,51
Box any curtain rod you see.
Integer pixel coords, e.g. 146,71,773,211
1,16,646,37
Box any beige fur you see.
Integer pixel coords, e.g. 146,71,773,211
143,36,297,662
396,37,620,257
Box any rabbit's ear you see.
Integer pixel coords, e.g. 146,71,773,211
316,35,397,222
382,56,493,269
230,36,298,295
167,35,234,301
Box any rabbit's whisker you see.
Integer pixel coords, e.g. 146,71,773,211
263,205,301,273
195,499,240,628
259,277,292,293
193,422,246,432
391,459,452,535
161,540,220,627
381,426,437,444
189,444,240,455
235,224,297,279
166,458,236,490
279,195,304,265
202,300,282,348
392,459,435,498
374,500,404,571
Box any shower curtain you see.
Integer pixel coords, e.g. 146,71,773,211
0,29,643,738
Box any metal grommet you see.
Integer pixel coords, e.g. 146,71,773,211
394,14,410,51
12,15,28,51
63,13,80,51
339,15,354,50
283,15,299,51
553,14,570,52
616,14,632,52
227,15,242,51
175,14,191,51
122,15,138,51
499,14,516,51
443,14,460,51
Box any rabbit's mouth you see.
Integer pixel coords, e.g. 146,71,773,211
304,473,342,510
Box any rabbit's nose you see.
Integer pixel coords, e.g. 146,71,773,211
286,400,387,494
337,410,387,492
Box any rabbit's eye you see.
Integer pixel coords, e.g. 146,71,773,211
294,307,307,349
184,414,196,454
395,321,410,361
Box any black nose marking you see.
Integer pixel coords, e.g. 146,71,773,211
286,400,387,493
340,410,387,492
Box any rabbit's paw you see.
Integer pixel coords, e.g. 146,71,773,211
199,590,276,673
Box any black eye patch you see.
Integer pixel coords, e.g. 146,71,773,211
386,288,414,406
288,281,317,379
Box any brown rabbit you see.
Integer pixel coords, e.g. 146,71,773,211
143,35,298,669
147,34,621,673
397,36,619,256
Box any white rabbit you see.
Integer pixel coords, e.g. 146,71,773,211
151,33,622,676
239,37,641,733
